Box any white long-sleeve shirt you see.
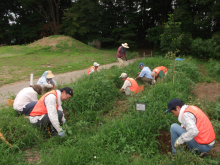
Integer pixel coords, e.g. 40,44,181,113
29,90,65,133
177,105,215,146
13,87,38,111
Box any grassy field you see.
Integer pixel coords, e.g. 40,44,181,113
0,53,220,164
0,35,139,87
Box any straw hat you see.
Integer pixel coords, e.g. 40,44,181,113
46,70,55,78
122,43,129,48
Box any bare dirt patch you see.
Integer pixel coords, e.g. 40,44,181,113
156,131,172,154
192,81,220,102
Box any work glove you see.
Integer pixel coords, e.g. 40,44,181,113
58,131,65,137
44,83,53,88
174,140,181,149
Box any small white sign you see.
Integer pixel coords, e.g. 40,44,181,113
136,103,146,111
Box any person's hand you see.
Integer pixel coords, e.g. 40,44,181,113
45,83,53,88
58,131,65,137
174,140,181,149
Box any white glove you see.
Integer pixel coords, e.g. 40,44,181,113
174,140,181,148
58,131,65,137
153,80,156,83
44,83,53,88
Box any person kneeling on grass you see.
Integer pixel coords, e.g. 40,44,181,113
13,85,42,116
87,62,100,75
135,63,153,86
165,98,215,155
29,87,73,137
151,66,168,84
119,73,139,95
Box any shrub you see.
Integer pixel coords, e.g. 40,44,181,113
190,38,220,59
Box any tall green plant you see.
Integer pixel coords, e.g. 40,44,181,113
160,14,182,53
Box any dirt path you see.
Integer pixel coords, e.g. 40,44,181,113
0,58,141,106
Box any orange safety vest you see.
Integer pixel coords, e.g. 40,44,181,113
183,106,215,144
30,90,59,116
87,66,97,75
153,66,167,77
127,78,139,93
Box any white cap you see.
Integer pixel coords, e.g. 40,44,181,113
93,62,100,66
119,73,128,78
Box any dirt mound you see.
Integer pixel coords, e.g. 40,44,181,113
192,81,220,102
28,36,73,48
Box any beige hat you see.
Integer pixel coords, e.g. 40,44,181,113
93,62,100,66
46,70,55,78
122,43,129,48
119,73,128,78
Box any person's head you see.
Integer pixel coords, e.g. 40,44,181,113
122,43,129,49
165,98,184,117
93,62,100,69
139,63,144,70
46,70,55,79
119,73,128,81
31,85,42,95
59,87,73,101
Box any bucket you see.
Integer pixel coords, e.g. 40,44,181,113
7,99,14,106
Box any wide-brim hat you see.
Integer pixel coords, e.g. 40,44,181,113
122,43,129,48
46,70,55,78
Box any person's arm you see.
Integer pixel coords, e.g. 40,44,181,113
89,67,95,74
176,112,199,145
45,95,63,133
136,70,144,79
120,80,131,91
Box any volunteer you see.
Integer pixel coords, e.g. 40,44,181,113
87,62,100,75
165,98,215,154
13,85,42,116
116,43,129,67
119,73,139,95
136,63,153,86
151,66,167,83
29,87,73,137
37,70,57,93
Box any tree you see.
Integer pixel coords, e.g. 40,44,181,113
160,14,182,52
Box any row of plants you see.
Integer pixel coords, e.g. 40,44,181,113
0,56,220,164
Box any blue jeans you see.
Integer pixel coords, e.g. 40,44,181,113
170,123,214,154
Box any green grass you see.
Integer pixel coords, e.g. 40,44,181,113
0,55,220,164
0,35,138,87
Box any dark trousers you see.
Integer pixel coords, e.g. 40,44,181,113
33,110,63,128
22,101,37,116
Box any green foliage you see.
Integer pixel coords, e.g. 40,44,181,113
160,14,182,52
0,56,219,164
203,59,220,82
146,26,164,49
190,38,220,59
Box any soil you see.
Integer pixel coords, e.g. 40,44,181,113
23,148,41,164
192,81,220,102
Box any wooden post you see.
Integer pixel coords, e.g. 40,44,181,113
173,59,175,83
143,52,145,58
151,51,152,57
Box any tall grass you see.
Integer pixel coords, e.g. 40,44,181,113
0,56,219,164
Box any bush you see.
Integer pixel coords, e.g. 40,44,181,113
88,39,101,49
190,38,220,59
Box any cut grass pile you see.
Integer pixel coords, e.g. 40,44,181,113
0,56,220,164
